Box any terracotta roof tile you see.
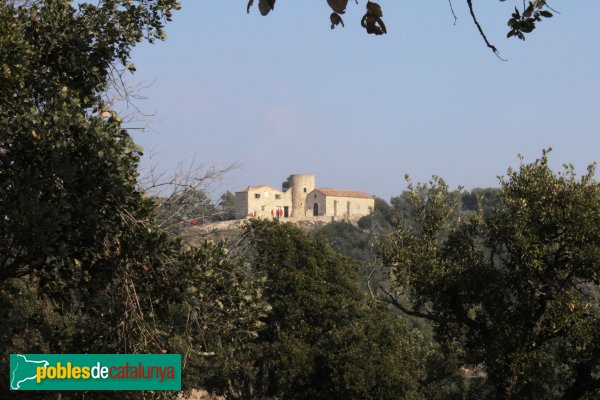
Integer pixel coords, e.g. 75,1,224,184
316,188,374,199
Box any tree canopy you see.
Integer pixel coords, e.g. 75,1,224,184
379,150,600,399
2,1,597,399
0,2,264,398
208,219,465,400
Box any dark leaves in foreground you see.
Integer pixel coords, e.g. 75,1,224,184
361,1,386,35
506,0,553,40
327,0,350,14
247,0,276,16
248,0,386,35
246,0,558,53
328,0,349,30
330,12,344,30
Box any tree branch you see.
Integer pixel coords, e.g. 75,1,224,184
367,265,377,300
466,0,507,61
378,284,442,323
448,0,457,25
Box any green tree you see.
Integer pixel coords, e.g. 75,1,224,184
358,196,394,231
0,0,180,283
461,188,501,219
208,219,446,400
218,190,237,220
390,190,419,225
0,2,264,399
379,151,600,399
315,221,373,264
281,174,293,191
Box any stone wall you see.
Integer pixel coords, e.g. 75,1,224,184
235,185,291,219
290,174,315,218
235,174,373,221
305,190,327,216
324,196,373,218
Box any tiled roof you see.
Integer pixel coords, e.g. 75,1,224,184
316,188,374,199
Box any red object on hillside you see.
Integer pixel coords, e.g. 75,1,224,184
190,218,197,225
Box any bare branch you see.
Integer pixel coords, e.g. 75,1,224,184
103,62,157,126
138,152,240,236
466,0,507,61
545,2,561,14
448,0,457,25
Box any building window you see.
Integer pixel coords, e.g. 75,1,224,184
314,194,317,198
261,205,266,211
275,194,281,199
254,193,260,199
303,187,307,193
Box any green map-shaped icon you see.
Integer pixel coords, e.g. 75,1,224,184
10,354,49,390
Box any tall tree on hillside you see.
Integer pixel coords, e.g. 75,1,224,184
379,150,600,399
218,190,237,220
204,219,466,400
0,0,180,283
0,3,264,398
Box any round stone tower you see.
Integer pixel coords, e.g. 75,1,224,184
290,174,315,217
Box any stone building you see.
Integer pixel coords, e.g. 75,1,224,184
235,174,374,220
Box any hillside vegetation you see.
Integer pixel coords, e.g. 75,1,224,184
1,1,599,399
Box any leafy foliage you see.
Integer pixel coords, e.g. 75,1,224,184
358,196,394,231
379,150,600,399
202,220,455,400
247,0,388,36
1,0,180,111
3,1,588,399
0,0,180,296
281,174,293,191
218,191,237,221
506,0,554,40
0,2,266,399
460,187,501,219
315,221,373,264
246,0,558,55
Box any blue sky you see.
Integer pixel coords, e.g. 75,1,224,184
128,1,600,201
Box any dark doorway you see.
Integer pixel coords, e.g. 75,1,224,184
313,203,319,216
284,206,289,218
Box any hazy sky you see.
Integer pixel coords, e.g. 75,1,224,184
127,1,600,201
